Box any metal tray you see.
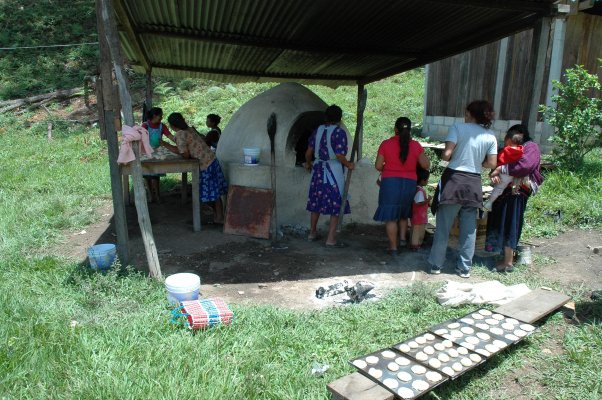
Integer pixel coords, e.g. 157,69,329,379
349,348,448,399
392,332,486,379
458,309,537,343
429,319,513,358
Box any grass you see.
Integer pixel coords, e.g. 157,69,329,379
1,258,600,399
1,76,601,399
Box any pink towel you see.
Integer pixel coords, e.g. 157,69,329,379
117,125,153,164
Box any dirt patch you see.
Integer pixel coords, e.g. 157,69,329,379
52,191,602,309
530,229,602,291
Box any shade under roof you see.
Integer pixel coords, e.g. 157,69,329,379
114,0,559,86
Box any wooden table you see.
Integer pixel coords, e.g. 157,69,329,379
121,157,201,232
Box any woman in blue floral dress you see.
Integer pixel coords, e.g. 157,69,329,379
304,105,354,247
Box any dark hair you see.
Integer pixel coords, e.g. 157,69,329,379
167,112,189,130
146,107,163,121
325,105,343,123
507,124,532,143
466,100,495,128
395,117,412,163
416,166,430,183
207,113,221,125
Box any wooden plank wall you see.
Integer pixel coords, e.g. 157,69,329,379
426,41,499,118
426,13,602,120
500,30,535,121
563,13,602,95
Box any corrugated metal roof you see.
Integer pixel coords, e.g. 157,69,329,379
114,0,558,86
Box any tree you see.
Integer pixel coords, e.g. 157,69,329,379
541,63,602,169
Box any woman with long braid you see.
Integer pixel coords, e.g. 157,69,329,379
374,117,430,255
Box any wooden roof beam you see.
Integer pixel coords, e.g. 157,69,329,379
425,0,555,14
113,0,151,71
134,28,427,58
362,13,542,84
138,62,360,83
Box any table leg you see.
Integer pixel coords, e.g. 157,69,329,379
181,172,188,204
122,175,131,205
191,169,201,232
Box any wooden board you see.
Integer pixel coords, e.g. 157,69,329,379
224,185,273,239
493,288,571,324
327,372,394,400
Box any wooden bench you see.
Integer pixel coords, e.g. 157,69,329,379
327,288,570,399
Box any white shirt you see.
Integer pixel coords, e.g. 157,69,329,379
445,122,497,174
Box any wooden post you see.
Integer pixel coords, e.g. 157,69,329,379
337,85,367,232
526,17,552,136
99,0,161,278
543,17,567,141
493,37,509,120
545,17,567,112
47,122,52,142
145,68,153,110
95,0,129,266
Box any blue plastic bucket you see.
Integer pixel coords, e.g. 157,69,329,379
88,244,117,270
243,147,260,166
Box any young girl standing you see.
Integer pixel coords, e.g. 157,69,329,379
410,168,430,251
141,107,176,202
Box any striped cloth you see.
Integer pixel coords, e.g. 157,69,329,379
180,298,233,330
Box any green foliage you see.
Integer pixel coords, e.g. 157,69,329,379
541,64,602,169
523,149,602,238
0,0,98,99
0,112,109,259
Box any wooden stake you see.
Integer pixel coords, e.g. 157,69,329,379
337,85,367,232
99,0,161,278
47,122,52,142
96,0,129,266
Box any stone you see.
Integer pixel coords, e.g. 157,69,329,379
433,116,445,125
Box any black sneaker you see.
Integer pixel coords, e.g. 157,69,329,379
455,267,470,278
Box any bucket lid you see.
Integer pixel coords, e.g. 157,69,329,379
165,273,201,288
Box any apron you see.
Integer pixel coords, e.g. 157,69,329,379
147,123,163,148
314,125,346,197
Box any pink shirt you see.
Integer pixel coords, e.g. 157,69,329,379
378,137,424,180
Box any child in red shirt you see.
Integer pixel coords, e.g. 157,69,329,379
483,132,525,211
410,168,430,251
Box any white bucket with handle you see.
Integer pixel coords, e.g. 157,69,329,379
165,273,201,304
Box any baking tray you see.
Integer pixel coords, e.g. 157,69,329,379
458,309,537,343
429,320,512,358
349,348,448,399
392,332,486,379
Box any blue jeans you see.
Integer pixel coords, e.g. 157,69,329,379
428,204,477,271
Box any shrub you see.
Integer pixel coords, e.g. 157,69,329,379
541,63,602,169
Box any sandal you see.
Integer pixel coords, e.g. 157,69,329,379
495,262,512,273
325,242,348,249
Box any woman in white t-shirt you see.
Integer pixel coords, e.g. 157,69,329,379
427,100,498,278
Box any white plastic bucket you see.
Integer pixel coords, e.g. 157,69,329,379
87,244,117,270
243,147,260,166
165,273,201,304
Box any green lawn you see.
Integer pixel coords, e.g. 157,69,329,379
1,80,601,398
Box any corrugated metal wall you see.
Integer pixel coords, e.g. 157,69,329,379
426,13,602,120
